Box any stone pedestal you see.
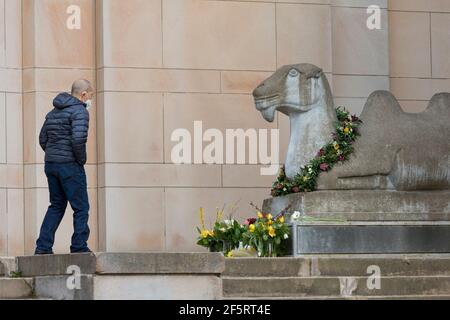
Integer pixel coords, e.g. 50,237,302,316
262,190,450,255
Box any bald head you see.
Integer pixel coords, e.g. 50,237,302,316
71,79,94,106
71,79,93,96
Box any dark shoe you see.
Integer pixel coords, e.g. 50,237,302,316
70,248,92,254
34,250,54,255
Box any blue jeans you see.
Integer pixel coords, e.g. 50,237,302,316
35,162,90,253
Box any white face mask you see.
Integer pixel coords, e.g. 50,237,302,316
85,99,93,110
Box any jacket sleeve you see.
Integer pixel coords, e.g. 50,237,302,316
39,119,48,151
70,107,90,165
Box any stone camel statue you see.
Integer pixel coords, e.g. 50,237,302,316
253,63,450,191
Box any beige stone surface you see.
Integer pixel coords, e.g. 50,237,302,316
390,78,450,101
6,93,23,164
100,92,163,163
7,164,23,188
0,93,5,163
23,68,96,93
389,11,431,77
163,0,276,70
333,75,390,98
7,189,25,256
100,67,221,93
4,0,22,68
332,7,389,75
99,0,162,68
0,1,4,68
389,0,450,12
431,13,450,78
163,93,277,164
102,188,165,252
33,0,95,68
277,3,331,72
0,190,6,255
221,71,272,94
0,68,21,93
101,163,221,188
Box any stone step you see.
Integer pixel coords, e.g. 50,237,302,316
224,255,450,277
0,278,34,299
0,257,17,276
222,276,450,298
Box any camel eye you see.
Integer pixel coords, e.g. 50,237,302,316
288,69,299,77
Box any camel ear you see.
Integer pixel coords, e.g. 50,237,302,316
313,70,323,78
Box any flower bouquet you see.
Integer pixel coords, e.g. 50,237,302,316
196,206,246,256
242,203,291,257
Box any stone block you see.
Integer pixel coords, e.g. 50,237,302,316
34,275,94,300
94,275,222,300
17,253,96,277
95,252,225,275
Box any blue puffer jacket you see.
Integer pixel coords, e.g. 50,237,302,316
39,92,90,165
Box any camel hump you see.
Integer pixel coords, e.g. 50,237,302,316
424,92,450,116
359,90,402,121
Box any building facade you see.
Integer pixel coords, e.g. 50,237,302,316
0,0,449,256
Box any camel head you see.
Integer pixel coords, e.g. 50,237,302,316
252,63,333,122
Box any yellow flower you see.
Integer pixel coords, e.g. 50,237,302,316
278,216,285,223
334,143,340,151
343,127,350,134
268,226,276,238
201,229,210,239
227,251,233,258
303,176,309,182
199,207,206,230
257,212,263,219
216,207,223,221
266,214,273,220
249,224,256,233
267,219,273,225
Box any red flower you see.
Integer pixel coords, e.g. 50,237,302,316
320,163,330,171
245,218,257,225
337,155,345,162
277,184,284,190
316,148,325,158
292,186,300,193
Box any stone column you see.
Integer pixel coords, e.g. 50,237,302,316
22,0,98,254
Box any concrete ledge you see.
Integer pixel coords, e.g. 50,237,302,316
95,252,225,274
263,190,450,221
17,253,96,277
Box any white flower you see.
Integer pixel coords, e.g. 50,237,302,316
283,234,289,240
291,211,301,221
224,219,234,226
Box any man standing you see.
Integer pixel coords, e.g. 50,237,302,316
35,79,94,255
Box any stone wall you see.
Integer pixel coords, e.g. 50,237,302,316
0,0,449,255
